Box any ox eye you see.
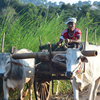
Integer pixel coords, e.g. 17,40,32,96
65,57,68,61
77,57,79,61
77,56,81,61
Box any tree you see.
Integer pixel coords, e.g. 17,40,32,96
93,1,100,5
59,1,64,6
77,1,83,6
1,6,18,32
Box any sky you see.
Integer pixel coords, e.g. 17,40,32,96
48,0,100,5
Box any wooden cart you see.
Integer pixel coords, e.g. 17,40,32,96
34,43,71,100
33,42,97,100
33,31,97,100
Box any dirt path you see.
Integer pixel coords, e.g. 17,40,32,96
49,86,100,100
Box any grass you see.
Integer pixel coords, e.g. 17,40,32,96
0,7,100,52
52,80,72,95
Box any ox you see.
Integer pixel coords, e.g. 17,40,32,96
0,49,35,100
53,42,100,100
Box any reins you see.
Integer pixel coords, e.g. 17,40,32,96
71,62,85,78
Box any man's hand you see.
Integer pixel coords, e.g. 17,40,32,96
57,39,63,46
57,41,62,46
65,39,72,44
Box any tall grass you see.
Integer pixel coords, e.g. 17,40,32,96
76,12,100,44
1,7,100,53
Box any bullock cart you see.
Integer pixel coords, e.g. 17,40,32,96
12,42,97,100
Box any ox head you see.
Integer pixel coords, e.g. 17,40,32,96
53,48,88,78
0,53,11,78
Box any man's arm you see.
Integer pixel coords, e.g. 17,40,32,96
72,35,81,43
57,39,63,46
65,35,81,44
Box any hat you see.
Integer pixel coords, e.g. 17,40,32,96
65,17,77,24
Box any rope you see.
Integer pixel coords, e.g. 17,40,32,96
54,46,62,51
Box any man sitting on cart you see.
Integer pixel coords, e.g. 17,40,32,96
57,17,81,48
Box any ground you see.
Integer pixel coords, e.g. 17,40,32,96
49,86,100,100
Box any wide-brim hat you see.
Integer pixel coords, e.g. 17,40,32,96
65,17,77,24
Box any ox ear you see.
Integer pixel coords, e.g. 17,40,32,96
53,54,66,62
81,56,88,63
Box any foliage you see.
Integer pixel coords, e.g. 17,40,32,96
20,0,100,7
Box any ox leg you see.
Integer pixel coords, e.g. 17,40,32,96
86,81,95,100
72,79,79,100
3,80,9,100
93,78,100,100
17,83,24,100
29,76,34,100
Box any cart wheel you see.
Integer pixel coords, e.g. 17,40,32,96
34,74,51,100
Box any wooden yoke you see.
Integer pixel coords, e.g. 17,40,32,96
12,51,66,59
12,50,97,60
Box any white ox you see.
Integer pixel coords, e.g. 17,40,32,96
53,42,100,100
0,49,35,100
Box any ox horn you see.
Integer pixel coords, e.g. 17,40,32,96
12,51,66,60
82,50,98,57
79,44,83,51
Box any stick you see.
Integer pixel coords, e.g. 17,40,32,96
39,35,42,46
1,33,5,52
39,35,42,50
55,13,58,42
84,28,88,50
95,29,96,45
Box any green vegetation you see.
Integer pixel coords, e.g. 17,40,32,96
52,80,72,94
0,0,100,99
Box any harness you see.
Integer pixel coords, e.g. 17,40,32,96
71,62,85,78
72,62,82,73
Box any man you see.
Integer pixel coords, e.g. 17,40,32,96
57,17,81,48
